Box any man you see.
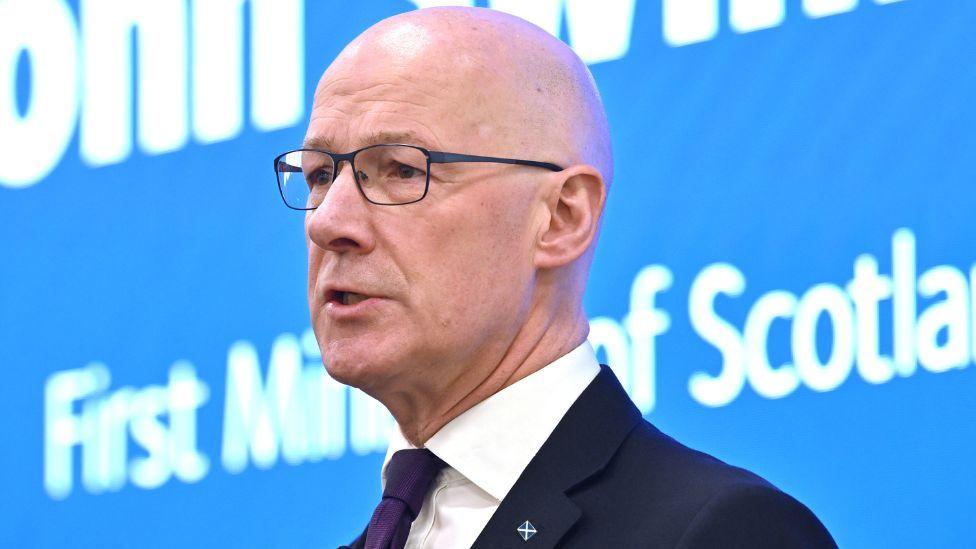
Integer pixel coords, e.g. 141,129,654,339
278,6,836,548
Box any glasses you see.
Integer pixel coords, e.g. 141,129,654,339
273,144,563,210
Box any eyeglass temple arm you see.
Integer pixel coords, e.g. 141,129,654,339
428,151,563,172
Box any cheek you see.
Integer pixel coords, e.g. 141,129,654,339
306,242,328,331
306,246,321,293
414,197,536,327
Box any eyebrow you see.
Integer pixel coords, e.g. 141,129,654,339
302,130,436,152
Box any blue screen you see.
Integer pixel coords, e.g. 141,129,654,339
2,1,971,547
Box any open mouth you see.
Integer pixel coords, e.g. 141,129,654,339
328,290,371,306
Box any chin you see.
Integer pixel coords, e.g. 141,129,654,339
320,338,399,392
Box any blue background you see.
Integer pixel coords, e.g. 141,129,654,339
2,1,973,547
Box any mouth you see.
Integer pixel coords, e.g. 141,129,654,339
321,286,386,319
326,289,372,306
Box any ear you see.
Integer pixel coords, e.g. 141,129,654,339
535,165,607,269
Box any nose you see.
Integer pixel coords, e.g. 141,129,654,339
305,161,376,255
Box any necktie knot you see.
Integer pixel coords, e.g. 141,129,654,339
364,448,446,549
383,448,446,519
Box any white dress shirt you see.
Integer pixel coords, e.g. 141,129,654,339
379,341,601,549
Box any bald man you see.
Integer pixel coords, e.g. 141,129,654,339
272,6,836,549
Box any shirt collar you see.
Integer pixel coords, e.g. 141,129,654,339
381,341,601,501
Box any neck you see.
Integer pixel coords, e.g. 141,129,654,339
393,304,589,447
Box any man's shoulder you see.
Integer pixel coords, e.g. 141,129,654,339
472,366,835,548
617,419,776,499
567,418,836,547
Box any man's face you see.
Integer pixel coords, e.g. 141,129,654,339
304,36,547,397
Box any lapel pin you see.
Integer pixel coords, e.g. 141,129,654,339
517,520,537,541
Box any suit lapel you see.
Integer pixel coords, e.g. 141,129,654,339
472,483,580,549
471,366,642,548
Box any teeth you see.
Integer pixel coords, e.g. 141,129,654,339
341,292,369,306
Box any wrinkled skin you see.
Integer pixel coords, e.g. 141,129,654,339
304,7,611,445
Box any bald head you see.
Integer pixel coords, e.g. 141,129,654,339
319,7,613,186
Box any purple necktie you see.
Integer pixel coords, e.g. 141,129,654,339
365,448,446,549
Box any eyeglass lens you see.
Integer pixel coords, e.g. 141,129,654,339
276,145,429,209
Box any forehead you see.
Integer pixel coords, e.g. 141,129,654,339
304,29,522,155
304,58,478,152
303,129,437,154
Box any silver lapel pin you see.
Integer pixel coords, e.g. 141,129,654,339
517,520,537,541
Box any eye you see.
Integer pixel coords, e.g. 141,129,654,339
396,163,423,179
307,168,333,188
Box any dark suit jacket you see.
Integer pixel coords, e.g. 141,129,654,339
342,365,836,548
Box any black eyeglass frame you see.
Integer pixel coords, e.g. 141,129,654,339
273,143,564,210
